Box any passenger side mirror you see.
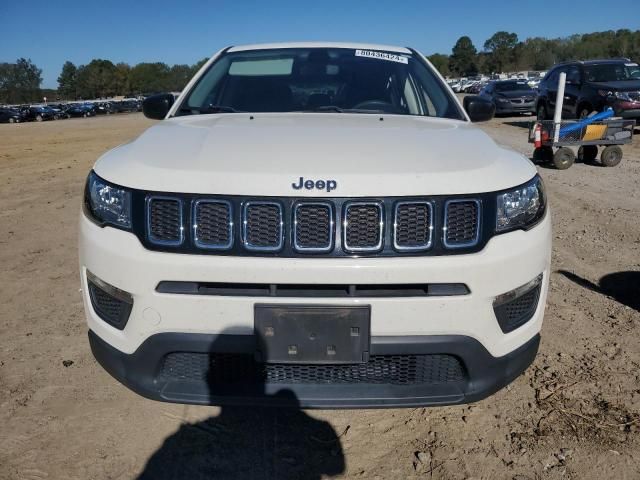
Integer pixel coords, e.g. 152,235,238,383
463,95,495,122
142,93,175,120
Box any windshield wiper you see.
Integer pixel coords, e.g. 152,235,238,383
179,105,241,115
303,105,345,113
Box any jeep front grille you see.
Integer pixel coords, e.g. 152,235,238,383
343,202,383,252
193,200,233,250
444,200,480,248
143,194,485,257
394,202,433,251
242,202,283,251
293,203,333,252
147,197,183,246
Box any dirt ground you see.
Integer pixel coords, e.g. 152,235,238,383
0,112,639,480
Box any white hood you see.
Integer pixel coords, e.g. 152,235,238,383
95,113,536,196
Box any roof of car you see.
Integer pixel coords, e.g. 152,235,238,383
554,58,632,67
227,42,412,54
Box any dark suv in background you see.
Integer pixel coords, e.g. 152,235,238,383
536,59,640,121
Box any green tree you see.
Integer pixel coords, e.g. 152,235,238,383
427,53,450,76
483,31,519,72
128,62,171,94
75,59,118,98
0,58,42,104
167,64,193,91
449,36,478,76
57,61,77,99
113,63,131,95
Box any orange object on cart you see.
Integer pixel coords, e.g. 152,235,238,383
582,125,607,141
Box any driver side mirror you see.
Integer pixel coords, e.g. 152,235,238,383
142,93,175,120
463,95,495,122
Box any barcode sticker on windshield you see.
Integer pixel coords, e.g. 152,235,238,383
355,50,408,64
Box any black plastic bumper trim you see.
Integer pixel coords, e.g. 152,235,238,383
156,281,470,298
88,330,540,409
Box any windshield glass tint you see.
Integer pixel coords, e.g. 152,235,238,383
180,48,464,119
494,82,532,92
585,63,638,82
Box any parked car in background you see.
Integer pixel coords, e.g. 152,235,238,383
23,106,56,122
94,102,115,115
480,79,537,115
536,59,640,121
47,105,69,119
112,100,141,113
66,104,96,118
0,107,26,123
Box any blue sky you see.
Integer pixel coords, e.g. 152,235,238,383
1,0,638,88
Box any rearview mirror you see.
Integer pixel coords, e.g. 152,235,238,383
463,95,495,122
142,93,175,120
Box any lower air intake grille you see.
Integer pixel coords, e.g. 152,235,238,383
444,200,480,247
243,202,283,251
294,203,332,251
147,197,183,245
344,203,383,252
159,352,466,385
494,283,541,333
87,281,132,330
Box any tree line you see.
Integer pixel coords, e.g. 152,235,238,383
1,29,639,104
428,29,640,77
56,58,208,100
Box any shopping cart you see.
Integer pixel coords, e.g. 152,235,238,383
528,119,635,169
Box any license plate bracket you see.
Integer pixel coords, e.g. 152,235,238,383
254,304,370,364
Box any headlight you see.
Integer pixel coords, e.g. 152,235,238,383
86,171,132,228
614,91,632,101
496,176,546,232
495,97,510,103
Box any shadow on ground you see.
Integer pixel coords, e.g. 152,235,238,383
137,330,346,479
504,120,534,129
557,270,640,311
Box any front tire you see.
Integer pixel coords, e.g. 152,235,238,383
8,117,16,124
36,115,43,122
600,145,623,167
553,147,575,170
536,104,548,121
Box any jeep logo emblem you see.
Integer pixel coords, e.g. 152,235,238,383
292,177,337,192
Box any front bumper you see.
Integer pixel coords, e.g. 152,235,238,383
495,101,536,114
80,207,551,407
89,329,540,408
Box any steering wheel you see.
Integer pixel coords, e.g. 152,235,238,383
352,100,397,112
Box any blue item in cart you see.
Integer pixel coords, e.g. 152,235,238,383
558,108,614,137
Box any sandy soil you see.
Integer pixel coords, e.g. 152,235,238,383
0,112,639,480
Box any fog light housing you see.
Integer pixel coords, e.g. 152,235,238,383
493,274,542,333
87,271,133,330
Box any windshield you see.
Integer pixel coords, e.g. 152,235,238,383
585,63,639,82
178,47,464,119
494,81,533,92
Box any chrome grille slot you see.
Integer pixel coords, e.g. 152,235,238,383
193,200,233,250
444,200,480,248
242,202,283,251
147,197,183,246
394,201,433,251
293,202,333,252
343,202,383,252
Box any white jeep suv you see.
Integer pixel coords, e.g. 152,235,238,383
79,43,551,408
